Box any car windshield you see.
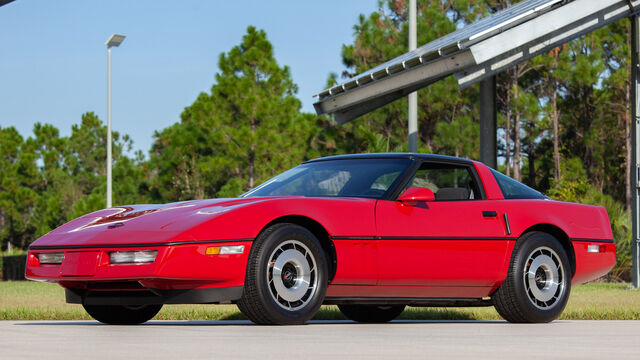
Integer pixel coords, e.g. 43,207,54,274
242,158,413,199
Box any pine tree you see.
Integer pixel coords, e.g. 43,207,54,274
151,26,316,200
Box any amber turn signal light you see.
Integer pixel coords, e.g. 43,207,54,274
206,245,244,255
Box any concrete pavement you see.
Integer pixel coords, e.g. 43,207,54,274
0,320,637,359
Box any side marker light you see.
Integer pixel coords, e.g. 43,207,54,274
206,245,244,255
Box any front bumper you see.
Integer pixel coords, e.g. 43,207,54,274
26,240,252,299
65,285,244,306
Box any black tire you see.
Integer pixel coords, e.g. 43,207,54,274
82,304,163,325
492,231,571,323
237,223,328,325
338,304,405,323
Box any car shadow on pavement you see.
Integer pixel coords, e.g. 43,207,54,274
15,319,507,326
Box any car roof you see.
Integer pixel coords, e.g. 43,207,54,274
304,153,474,164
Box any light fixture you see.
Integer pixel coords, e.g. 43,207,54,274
106,34,126,48
206,245,245,255
37,252,64,264
109,250,157,264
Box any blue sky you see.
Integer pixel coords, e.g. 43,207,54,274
0,0,379,154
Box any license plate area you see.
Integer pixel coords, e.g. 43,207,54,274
61,251,100,276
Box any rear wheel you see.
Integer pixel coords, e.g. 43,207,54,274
338,304,405,323
82,304,162,325
493,231,571,323
237,223,328,325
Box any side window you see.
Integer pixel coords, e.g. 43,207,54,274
490,168,547,199
404,163,479,201
370,171,401,191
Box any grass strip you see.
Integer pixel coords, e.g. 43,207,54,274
1,281,638,321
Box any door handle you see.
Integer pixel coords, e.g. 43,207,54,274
482,211,498,217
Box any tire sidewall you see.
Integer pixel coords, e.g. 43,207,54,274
251,224,328,324
510,232,571,322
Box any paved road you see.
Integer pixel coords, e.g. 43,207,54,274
0,320,638,359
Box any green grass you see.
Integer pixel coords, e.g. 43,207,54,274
1,281,639,321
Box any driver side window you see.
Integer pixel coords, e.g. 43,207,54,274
405,163,479,201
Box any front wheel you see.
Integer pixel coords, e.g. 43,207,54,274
338,304,405,323
237,223,328,325
492,231,571,323
82,304,163,324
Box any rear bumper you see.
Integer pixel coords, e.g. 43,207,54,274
26,240,252,291
571,240,617,284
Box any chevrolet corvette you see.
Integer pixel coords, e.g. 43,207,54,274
26,153,616,324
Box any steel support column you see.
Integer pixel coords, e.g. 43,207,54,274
480,76,497,169
631,14,640,288
408,0,418,152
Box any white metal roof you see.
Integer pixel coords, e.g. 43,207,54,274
314,0,640,124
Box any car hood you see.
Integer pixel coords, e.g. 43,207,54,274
29,197,272,248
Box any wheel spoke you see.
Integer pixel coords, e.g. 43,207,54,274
265,239,319,312
523,246,565,310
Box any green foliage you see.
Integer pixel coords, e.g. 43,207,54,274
0,113,145,249
150,26,323,200
339,0,482,156
546,157,591,202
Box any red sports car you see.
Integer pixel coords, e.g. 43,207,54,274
26,154,616,325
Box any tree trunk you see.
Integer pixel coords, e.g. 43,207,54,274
548,49,562,182
7,216,12,252
505,78,512,177
552,88,561,181
0,210,5,251
513,81,522,182
581,86,595,179
528,122,536,187
505,116,511,176
249,148,255,189
249,118,256,188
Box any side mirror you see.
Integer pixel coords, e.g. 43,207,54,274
397,187,435,205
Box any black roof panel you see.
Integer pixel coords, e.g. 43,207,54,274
304,153,474,164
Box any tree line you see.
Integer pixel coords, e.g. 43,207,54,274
0,1,633,279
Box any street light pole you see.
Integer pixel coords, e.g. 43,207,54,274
107,46,112,208
105,34,125,209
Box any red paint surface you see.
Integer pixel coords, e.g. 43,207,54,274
572,242,617,284
60,252,99,276
331,239,378,285
27,241,250,289
325,285,494,298
374,199,510,287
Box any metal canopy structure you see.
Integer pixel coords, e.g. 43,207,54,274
314,0,640,124
314,0,640,288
